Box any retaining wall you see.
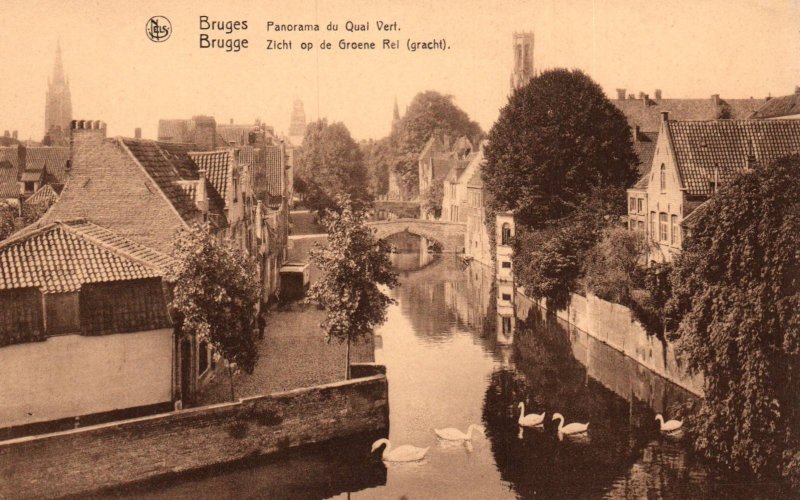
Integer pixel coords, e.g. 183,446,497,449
517,290,703,396
0,363,388,499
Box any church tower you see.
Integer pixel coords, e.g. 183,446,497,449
288,99,307,145
510,32,534,93
44,41,73,146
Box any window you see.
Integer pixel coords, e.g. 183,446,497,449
501,261,511,269
637,199,643,213
452,205,459,222
637,220,645,232
659,213,668,242
671,215,679,245
199,340,210,376
501,223,512,245
502,293,512,301
502,316,512,335
660,164,666,192
650,212,656,240
24,181,34,193
629,197,636,213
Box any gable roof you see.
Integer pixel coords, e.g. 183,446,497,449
120,138,200,222
750,92,800,119
680,199,712,228
189,150,232,202
27,147,70,183
632,131,658,175
0,219,174,293
0,160,18,198
665,119,800,197
614,97,766,133
632,173,649,190
24,183,62,207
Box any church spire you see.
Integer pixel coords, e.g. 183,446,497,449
52,39,66,84
393,96,400,121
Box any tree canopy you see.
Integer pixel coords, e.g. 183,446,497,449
295,119,372,213
666,156,800,486
169,223,261,399
483,69,638,230
389,91,482,197
305,195,398,378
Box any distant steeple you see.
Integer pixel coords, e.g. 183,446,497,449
393,97,400,121
44,40,73,145
510,32,535,94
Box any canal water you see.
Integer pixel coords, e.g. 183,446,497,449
113,237,789,499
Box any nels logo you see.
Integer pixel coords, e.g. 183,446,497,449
146,16,172,43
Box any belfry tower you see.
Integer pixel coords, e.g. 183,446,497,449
44,41,73,145
510,32,535,93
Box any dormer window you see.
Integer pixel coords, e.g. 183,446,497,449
659,164,666,192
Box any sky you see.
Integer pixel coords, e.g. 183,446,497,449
0,0,798,142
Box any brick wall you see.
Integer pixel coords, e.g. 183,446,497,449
0,365,388,499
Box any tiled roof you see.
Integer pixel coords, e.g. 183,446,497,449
158,141,200,179
263,145,283,197
666,119,800,196
0,160,17,198
176,179,227,220
157,119,194,141
218,124,254,146
613,97,766,132
466,167,483,189
632,173,649,190
750,92,800,119
680,199,712,228
24,184,61,207
0,147,21,171
121,138,200,221
189,150,231,202
238,145,256,166
632,131,658,175
28,147,70,183
0,219,174,293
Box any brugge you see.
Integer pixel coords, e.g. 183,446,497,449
199,34,249,52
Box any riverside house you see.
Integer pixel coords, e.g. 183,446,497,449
0,219,176,437
634,114,800,262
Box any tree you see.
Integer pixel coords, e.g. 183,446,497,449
168,223,261,401
305,195,399,379
361,137,393,196
582,226,649,304
0,202,15,240
390,91,483,197
0,200,49,241
666,156,800,487
420,180,444,219
295,119,372,214
483,69,638,230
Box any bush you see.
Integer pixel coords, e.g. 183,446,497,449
582,227,649,304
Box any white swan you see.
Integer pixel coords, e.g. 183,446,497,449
434,424,485,441
371,438,429,462
655,414,683,432
552,412,589,435
518,402,545,427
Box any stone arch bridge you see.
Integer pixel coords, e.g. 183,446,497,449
367,219,466,252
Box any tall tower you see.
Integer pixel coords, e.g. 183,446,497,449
288,99,307,145
510,32,535,93
391,96,400,132
44,41,73,145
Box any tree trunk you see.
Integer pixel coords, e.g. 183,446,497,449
228,364,236,401
345,335,351,380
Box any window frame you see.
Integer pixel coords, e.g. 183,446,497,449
659,212,668,242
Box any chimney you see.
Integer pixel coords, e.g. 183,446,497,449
70,119,108,149
633,125,641,142
195,169,209,213
638,91,646,100
230,118,234,125
17,144,27,171
3,131,8,138
642,94,650,107
12,130,18,140
711,94,720,106
134,127,142,139
660,111,669,123
795,86,800,95
191,115,217,151
628,94,635,100
616,88,626,100
654,89,662,100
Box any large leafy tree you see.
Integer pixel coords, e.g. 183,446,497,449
361,137,393,196
295,119,372,213
390,91,482,197
306,195,398,379
0,201,49,241
169,223,261,400
483,69,638,229
666,156,800,487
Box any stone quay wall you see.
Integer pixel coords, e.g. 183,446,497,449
517,290,704,396
0,363,388,499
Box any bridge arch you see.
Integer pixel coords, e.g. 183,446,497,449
367,219,466,252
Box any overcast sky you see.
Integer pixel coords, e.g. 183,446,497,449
1,0,798,142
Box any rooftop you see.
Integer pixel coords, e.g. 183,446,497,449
0,219,175,293
750,89,800,119
613,96,765,132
